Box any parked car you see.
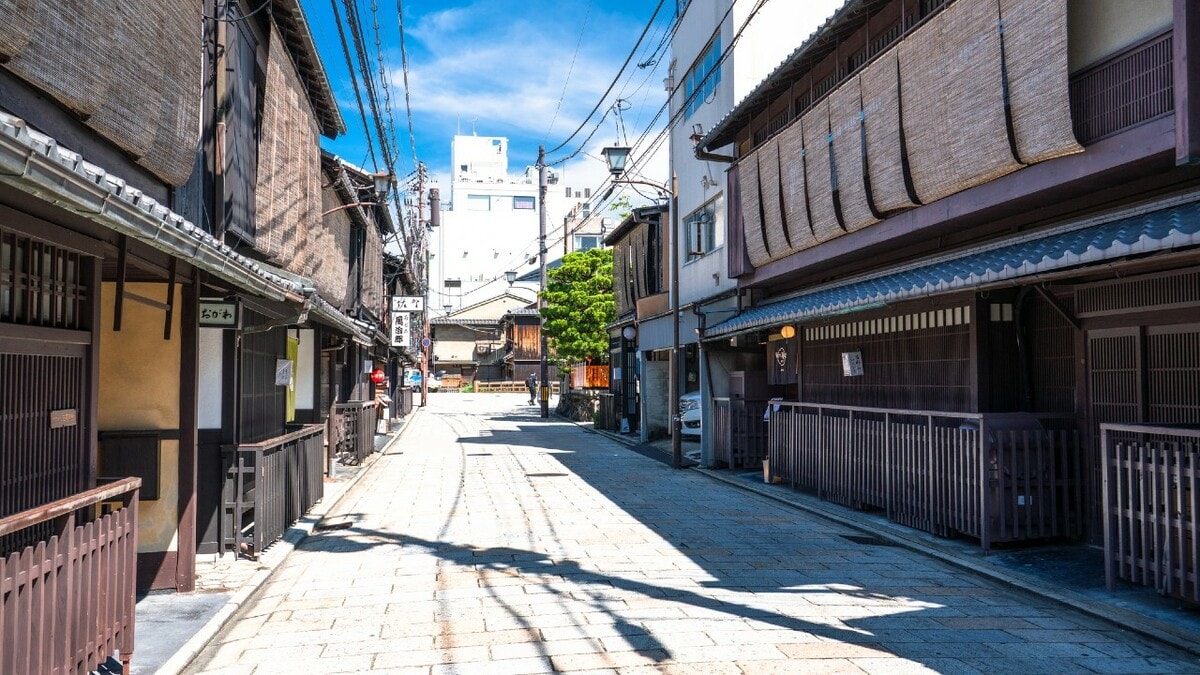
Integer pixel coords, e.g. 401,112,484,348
679,391,701,438
403,369,441,392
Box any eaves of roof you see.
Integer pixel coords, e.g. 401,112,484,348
272,0,346,139
700,0,864,152
0,111,370,344
707,196,1200,338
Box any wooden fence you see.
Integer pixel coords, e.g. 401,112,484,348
0,477,140,674
761,403,1081,551
334,401,376,465
1102,423,1199,602
597,392,619,431
474,381,561,394
223,425,325,558
712,398,771,469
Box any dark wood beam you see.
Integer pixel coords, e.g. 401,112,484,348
1175,0,1200,164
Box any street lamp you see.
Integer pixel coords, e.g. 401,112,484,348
505,270,517,286
603,145,683,470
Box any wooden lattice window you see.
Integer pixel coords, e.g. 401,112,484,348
0,226,88,330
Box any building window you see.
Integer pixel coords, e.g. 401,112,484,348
576,235,600,252
466,195,491,211
513,196,536,210
685,195,723,261
685,37,721,119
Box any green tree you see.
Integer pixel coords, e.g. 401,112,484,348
540,247,614,375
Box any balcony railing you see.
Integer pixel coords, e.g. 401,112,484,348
334,401,376,465
758,403,1081,551
0,477,140,674
1101,423,1199,602
223,425,325,558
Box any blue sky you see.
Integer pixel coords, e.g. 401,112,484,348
303,0,675,189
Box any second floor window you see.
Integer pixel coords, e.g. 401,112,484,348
513,196,535,210
685,195,723,261
685,37,722,119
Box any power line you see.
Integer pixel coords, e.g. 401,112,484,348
542,0,594,145
396,0,420,169
545,0,668,155
329,0,378,168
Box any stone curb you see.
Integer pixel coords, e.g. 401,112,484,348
156,412,420,675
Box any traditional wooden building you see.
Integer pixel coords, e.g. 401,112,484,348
603,205,668,436
694,0,1200,601
0,1,397,669
431,293,533,383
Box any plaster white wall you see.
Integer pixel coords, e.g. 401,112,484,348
198,327,224,429
295,328,315,409
1068,0,1171,72
670,1,843,311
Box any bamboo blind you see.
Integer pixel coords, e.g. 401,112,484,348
1002,0,1082,163
861,51,918,213
737,0,1081,260
802,99,842,244
312,186,352,310
757,137,791,261
778,118,816,253
830,78,881,233
256,28,322,275
0,0,34,61
740,151,771,267
362,226,384,318
0,2,201,185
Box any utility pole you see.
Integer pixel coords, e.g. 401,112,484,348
669,172,681,470
537,146,549,419
417,163,429,408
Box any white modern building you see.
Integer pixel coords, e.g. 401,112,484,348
651,0,844,454
432,134,588,313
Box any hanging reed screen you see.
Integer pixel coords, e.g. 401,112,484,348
0,2,202,185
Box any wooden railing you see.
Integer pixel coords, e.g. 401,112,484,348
761,403,1081,551
397,386,414,416
0,477,140,674
474,381,561,394
334,401,376,465
1101,423,1199,602
597,392,619,431
712,398,770,469
223,425,325,558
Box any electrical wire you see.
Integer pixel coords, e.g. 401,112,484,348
542,0,594,145
545,0,668,155
396,0,421,170
330,0,378,169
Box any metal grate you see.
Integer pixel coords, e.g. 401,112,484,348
1069,32,1174,145
1075,268,1200,318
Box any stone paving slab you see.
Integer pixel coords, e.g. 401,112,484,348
184,394,1200,674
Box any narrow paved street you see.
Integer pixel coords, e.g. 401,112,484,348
186,395,1199,674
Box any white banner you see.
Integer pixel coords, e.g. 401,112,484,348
391,311,412,348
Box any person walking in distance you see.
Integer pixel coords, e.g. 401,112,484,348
526,373,537,405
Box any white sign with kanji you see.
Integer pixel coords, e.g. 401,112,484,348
391,311,412,348
390,296,424,312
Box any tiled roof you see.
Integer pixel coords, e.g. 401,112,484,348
0,111,373,343
707,198,1200,337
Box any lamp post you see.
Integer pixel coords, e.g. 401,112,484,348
603,145,683,470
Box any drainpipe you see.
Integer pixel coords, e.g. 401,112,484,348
693,305,715,468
